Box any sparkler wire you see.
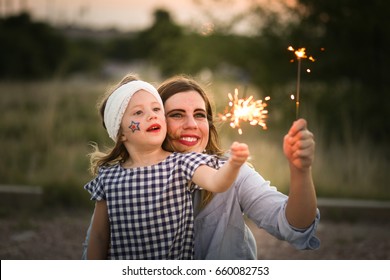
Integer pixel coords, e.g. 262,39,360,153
296,58,301,119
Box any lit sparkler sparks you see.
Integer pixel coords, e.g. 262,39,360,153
219,88,270,135
288,46,315,119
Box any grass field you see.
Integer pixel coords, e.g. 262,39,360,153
1,75,389,209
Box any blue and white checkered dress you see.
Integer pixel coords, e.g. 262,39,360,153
84,152,220,259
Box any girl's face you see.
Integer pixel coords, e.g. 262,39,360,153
164,91,209,153
120,90,166,148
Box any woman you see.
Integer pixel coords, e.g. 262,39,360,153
158,75,320,259
82,74,320,260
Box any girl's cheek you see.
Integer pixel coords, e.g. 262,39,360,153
128,120,140,132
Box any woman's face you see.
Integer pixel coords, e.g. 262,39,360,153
164,91,209,153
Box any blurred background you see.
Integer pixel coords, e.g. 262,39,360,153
0,0,389,259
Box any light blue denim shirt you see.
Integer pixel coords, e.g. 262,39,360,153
192,163,320,260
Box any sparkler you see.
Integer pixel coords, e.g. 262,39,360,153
219,88,270,135
288,46,315,119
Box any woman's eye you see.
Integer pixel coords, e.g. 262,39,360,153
195,113,207,119
168,113,183,119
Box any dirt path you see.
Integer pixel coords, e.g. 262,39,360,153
247,219,390,259
0,208,389,260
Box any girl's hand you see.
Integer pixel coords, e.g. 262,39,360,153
229,142,250,168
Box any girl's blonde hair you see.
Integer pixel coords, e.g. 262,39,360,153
88,74,140,175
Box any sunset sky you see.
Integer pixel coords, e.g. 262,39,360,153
1,0,294,32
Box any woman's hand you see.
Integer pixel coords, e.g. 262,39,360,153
283,119,315,170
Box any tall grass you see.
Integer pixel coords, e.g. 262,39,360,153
0,79,110,207
0,76,389,208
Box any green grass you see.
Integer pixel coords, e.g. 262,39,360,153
0,79,109,207
0,76,389,210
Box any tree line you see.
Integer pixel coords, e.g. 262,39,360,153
1,0,389,146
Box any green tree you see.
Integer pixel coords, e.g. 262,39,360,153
134,9,184,75
290,0,390,143
0,13,68,79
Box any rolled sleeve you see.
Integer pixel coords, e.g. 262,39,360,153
277,201,321,250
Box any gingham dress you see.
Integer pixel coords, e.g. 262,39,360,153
84,152,220,260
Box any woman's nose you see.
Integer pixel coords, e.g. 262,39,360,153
183,116,197,128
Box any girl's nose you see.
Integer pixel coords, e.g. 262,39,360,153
148,110,158,120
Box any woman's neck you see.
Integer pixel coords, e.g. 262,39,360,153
122,147,172,169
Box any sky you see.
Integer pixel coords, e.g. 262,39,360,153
0,0,295,33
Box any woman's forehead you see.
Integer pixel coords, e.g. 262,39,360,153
165,91,206,109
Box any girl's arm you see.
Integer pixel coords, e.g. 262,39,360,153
192,142,249,193
87,200,110,259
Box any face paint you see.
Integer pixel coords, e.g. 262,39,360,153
129,121,140,132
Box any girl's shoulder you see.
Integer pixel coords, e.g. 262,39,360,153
97,163,121,176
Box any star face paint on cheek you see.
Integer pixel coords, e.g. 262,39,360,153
129,121,140,132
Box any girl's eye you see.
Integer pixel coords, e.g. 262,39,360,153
153,107,161,112
134,110,143,115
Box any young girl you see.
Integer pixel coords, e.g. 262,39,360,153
84,75,249,259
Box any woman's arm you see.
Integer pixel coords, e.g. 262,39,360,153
283,119,317,228
234,164,319,250
192,142,249,193
87,200,110,259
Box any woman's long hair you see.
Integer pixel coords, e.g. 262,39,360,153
158,74,225,207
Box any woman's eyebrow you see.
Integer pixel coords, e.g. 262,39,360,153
166,109,185,115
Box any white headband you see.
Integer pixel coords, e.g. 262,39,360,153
103,80,163,141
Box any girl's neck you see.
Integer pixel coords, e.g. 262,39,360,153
122,148,172,169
